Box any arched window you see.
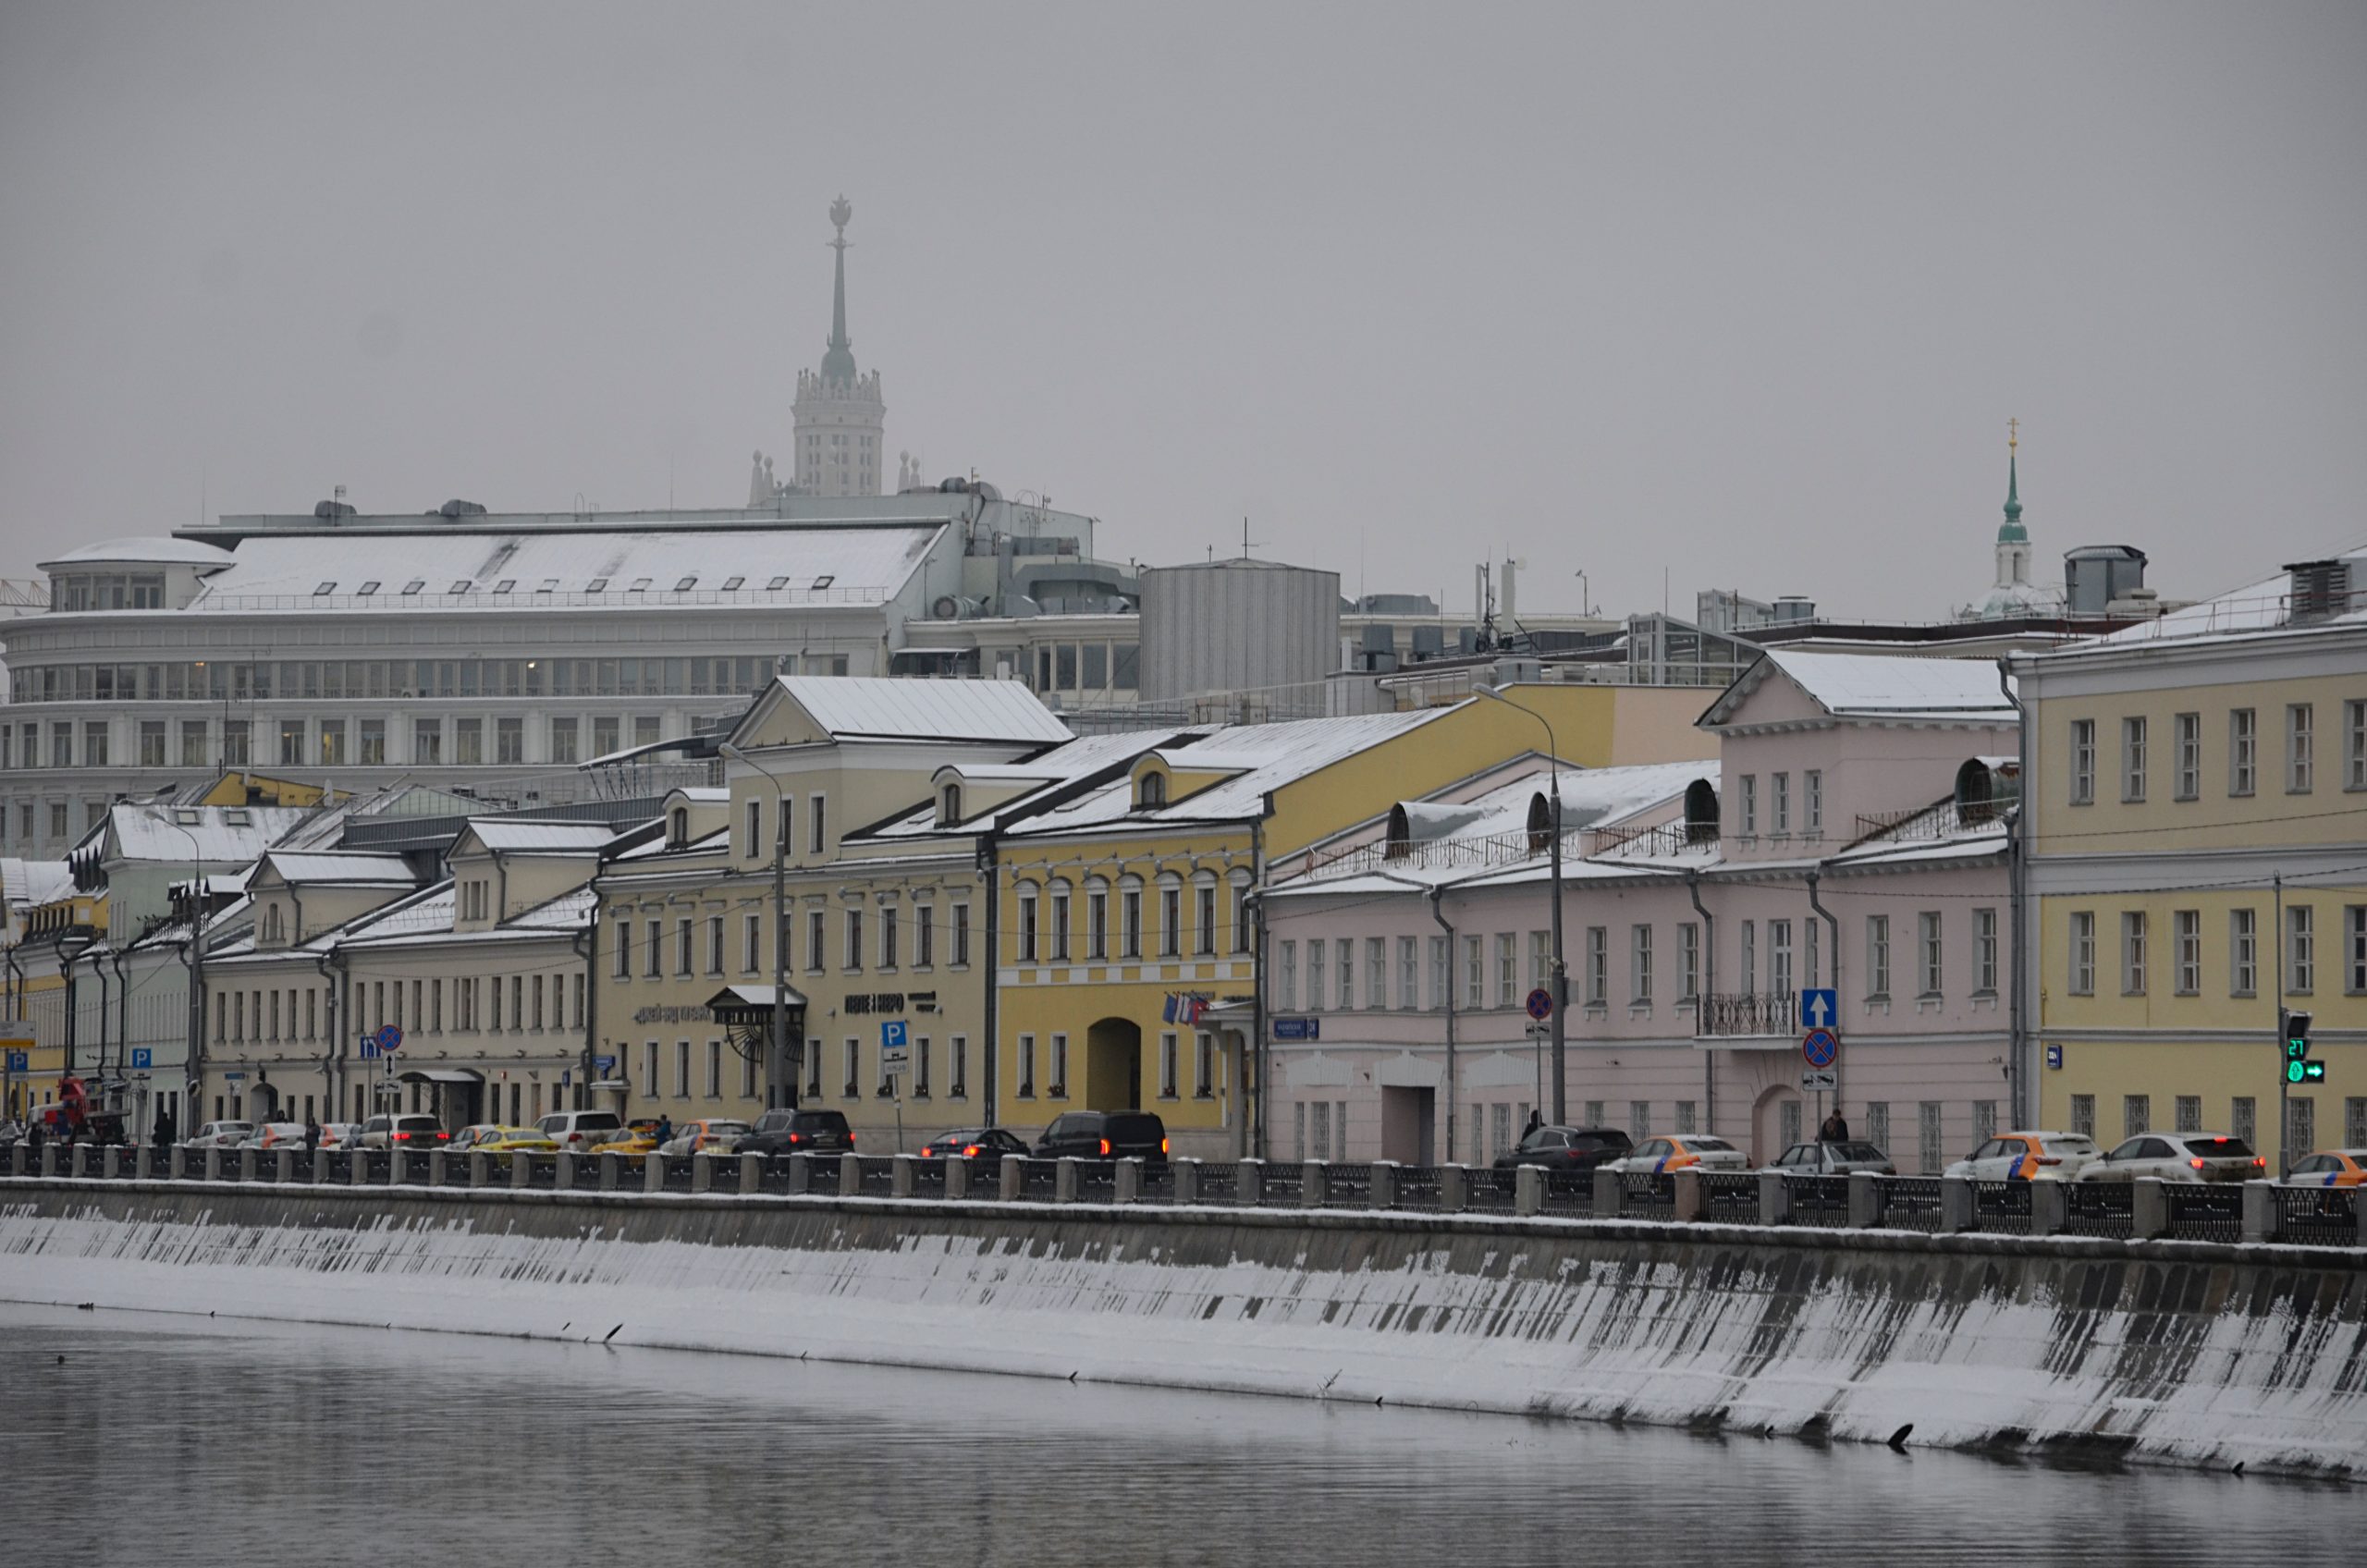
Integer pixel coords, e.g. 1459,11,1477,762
1015,881,1041,963
939,782,963,823
669,807,689,845
1139,770,1168,809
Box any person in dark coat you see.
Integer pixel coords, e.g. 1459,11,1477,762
303,1112,321,1152
153,1107,176,1149
1818,1109,1851,1143
652,1113,674,1151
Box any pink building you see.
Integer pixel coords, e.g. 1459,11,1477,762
1263,651,2018,1172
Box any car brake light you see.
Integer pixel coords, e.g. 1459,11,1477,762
788,1133,802,1145
1098,1138,1111,1156
1161,1136,1170,1154
2190,1157,2207,1170
848,1132,856,1145
2255,1157,2267,1169
394,1132,410,1142
963,1145,981,1158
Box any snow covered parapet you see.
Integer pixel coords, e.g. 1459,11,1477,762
2,1181,2363,1479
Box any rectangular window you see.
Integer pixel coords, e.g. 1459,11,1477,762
845,909,864,971
1804,770,1822,834
1160,887,1182,958
913,1035,929,1098
1366,937,1386,1009
808,793,827,854
2175,909,2201,995
1196,1031,1215,1097
2288,904,2315,994
1049,1034,1067,1096
1629,1101,1651,1143
2288,703,2315,793
1918,912,1943,997
1770,919,1793,998
1972,1100,1997,1145
705,1040,722,1098
843,1038,861,1099
1739,774,1757,836
2121,716,2147,802
1159,1032,1179,1098
915,904,934,968
496,717,523,765
1398,936,1418,1011
1016,1034,1036,1098
950,1035,968,1099
673,1040,692,1098
1121,889,1142,958
1338,939,1354,1012
953,902,971,966
1049,887,1069,962
807,909,826,972
644,919,662,978
1429,936,1448,1012
676,918,693,976
1806,917,1820,987
2122,911,2148,995
1196,886,1217,957
806,1038,822,1100
881,904,899,970
138,720,165,766
1918,1102,1944,1175
1974,908,1998,993
1587,925,1608,1006
1867,1101,1891,1151
2230,708,2257,796
2176,1095,2201,1134
1678,922,1699,1002
743,800,761,859
2069,719,2096,805
1465,935,1483,1011
2348,1096,2367,1151
1867,915,1891,998
2349,700,2367,791
2232,908,2257,996
2175,712,2201,801
548,717,579,766
2123,1093,2150,1139
2231,1095,2255,1146
1771,772,1790,835
1495,934,1516,1009
743,914,762,974
706,915,725,975
1233,881,1252,954
1529,930,1551,995
1086,891,1108,960
2349,906,2367,994
2067,1094,2094,1138
358,718,386,765
1306,939,1325,1012
1632,925,1654,1004
1277,940,1297,1012
2070,911,2095,995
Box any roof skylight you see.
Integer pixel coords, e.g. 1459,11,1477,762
722,575,745,590
586,577,608,592
767,575,791,590
494,579,516,594
313,582,336,594
401,580,424,594
358,581,380,594
629,577,651,592
537,579,558,593
449,580,472,594
812,574,835,590
674,575,697,592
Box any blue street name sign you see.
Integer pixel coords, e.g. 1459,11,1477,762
595,1055,617,1072
129,1047,153,1070
1799,989,1839,1032
1273,1017,1319,1041
2046,1043,2064,1070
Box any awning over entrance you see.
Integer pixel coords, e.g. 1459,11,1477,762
705,985,810,1032
399,1067,485,1084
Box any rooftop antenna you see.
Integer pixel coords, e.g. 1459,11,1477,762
1239,515,1263,560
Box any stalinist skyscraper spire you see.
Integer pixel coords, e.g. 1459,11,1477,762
792,195,887,496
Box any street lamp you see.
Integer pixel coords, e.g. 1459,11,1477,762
717,741,792,1110
1473,682,1567,1125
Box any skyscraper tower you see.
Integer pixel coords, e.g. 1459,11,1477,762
792,195,887,496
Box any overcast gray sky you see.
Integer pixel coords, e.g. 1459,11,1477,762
3,2,2362,619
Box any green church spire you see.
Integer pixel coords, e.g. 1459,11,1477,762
1998,417,2028,543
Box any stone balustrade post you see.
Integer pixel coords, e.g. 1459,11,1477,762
945,1155,970,1201
599,1150,624,1192
346,1148,366,1186
838,1152,862,1194
2130,1177,2168,1241
554,1151,577,1190
2240,1179,2276,1244
1439,1163,1467,1214
134,1146,153,1181
1235,1158,1264,1207
70,1144,92,1178
1672,1168,1706,1223
890,1154,916,1198
692,1153,717,1194
739,1153,761,1195
786,1153,812,1194
1114,1157,1143,1205
1056,1157,1081,1204
104,1145,124,1180
201,1146,220,1182
1302,1160,1328,1208
1172,1158,1200,1206
1847,1170,1880,1228
644,1152,667,1194
429,1149,450,1186
999,1154,1024,1201
2029,1179,2068,1237
238,1146,257,1182
1515,1163,1543,1216
1941,1176,1973,1232
1758,1170,1787,1226
510,1151,532,1190
1592,1166,1622,1218
6,1143,24,1177
468,1150,490,1188
1369,1160,1398,1211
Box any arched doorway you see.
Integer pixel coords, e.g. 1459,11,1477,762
1749,1081,1804,1167
1085,1017,1143,1111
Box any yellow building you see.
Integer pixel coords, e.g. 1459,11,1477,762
3,881,104,1122
976,686,1719,1158
2012,555,2367,1170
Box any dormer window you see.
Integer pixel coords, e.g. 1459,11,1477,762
675,576,698,592
1138,771,1168,809
173,808,201,826
939,782,963,822
224,808,251,826
669,807,689,845
629,578,651,593
313,582,337,595
358,581,380,595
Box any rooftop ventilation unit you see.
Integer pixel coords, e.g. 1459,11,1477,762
2285,558,2354,625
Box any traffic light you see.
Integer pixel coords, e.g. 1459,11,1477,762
2285,1011,2322,1084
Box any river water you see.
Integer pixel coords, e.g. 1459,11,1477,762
0,1303,2348,1566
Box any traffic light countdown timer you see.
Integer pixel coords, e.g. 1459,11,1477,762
2285,1010,2325,1084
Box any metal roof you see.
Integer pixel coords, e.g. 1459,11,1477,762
463,820,623,853
773,675,1072,744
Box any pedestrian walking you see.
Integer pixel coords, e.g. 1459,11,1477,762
652,1113,674,1151
304,1112,321,1152
1819,1109,1851,1144
153,1107,176,1149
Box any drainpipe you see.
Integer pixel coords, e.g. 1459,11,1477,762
316,950,343,1123
978,827,1000,1130
2004,656,2030,1129
1427,886,1457,1163
1805,865,1841,1116
6,945,24,1121
1248,818,1266,1160
92,949,111,1087
1687,870,1715,1135
571,925,598,1114
178,911,203,1137
110,946,131,1123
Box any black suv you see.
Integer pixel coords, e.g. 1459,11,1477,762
1492,1124,1632,1175
1034,1110,1168,1165
739,1108,855,1158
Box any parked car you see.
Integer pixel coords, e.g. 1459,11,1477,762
535,1109,625,1154
2075,1133,2263,1184
918,1127,1030,1160
448,1124,505,1152
1492,1124,1633,1176
656,1119,753,1158
255,1122,317,1153
318,1121,362,1149
1034,1109,1168,1165
1601,1134,1748,1174
185,1121,253,1149
738,1108,854,1158
473,1127,560,1154
580,1125,661,1158
1764,1140,1895,1176
2283,1149,2367,1188
1942,1130,2101,1182
358,1113,449,1150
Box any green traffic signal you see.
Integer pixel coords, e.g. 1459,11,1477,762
2287,1036,2310,1060
2287,1060,2306,1084
2302,1060,2326,1084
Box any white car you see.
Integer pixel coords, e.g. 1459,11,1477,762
1600,1134,1750,1173
2076,1132,2263,1184
1942,1131,2102,1182
185,1121,254,1149
535,1109,624,1153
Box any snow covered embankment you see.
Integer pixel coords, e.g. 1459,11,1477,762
2,1182,2362,1477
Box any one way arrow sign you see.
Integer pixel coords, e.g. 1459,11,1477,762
1800,989,1838,1031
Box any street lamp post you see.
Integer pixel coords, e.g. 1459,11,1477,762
1474,682,1566,1125
718,742,792,1110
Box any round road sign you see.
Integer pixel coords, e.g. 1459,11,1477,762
1801,1027,1839,1069
375,1024,404,1052
1524,987,1553,1023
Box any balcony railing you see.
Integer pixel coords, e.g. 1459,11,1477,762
1696,991,1797,1038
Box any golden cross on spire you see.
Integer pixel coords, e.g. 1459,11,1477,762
2007,416,2019,452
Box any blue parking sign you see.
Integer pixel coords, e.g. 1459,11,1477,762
4,1050,26,1073
880,1020,908,1049
130,1047,153,1070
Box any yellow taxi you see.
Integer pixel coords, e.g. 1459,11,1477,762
474,1127,561,1154
582,1123,660,1158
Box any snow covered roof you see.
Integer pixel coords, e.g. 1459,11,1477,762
39,535,237,570
460,820,622,854
1705,649,2017,728
175,525,943,612
1,858,75,911
767,674,1073,745
2079,549,2367,652
257,851,418,887
102,804,313,864
862,728,1200,841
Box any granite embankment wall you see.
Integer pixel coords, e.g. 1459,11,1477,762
3,1180,2362,1478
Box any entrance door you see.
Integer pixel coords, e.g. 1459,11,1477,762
1085,1018,1143,1110
1380,1085,1436,1165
